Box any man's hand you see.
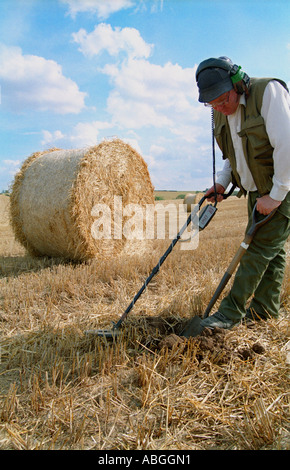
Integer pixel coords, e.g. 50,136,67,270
256,195,281,215
205,183,225,203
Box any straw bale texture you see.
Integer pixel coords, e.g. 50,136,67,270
183,192,204,212
10,139,154,260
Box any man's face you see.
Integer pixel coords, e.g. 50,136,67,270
208,89,240,115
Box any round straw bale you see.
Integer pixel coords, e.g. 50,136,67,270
183,192,205,212
183,193,196,212
195,192,205,205
10,139,154,260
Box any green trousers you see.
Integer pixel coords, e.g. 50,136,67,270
219,191,290,321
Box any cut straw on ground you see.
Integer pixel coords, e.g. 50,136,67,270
0,190,289,450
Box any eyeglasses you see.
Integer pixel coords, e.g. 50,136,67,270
204,92,230,109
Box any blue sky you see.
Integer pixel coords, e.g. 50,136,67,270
0,0,289,192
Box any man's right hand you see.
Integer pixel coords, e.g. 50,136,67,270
204,184,226,203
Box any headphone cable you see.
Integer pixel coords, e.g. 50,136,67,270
211,108,218,207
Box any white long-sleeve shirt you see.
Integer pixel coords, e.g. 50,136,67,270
216,80,290,201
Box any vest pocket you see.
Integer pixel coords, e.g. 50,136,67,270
238,115,273,160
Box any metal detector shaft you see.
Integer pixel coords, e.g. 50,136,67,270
113,194,207,329
86,187,236,337
202,202,277,320
181,201,277,338
112,187,235,331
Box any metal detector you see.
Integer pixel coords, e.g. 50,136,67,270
85,186,235,339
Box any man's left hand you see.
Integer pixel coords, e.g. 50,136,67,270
256,195,281,215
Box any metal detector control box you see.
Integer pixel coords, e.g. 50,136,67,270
199,204,217,230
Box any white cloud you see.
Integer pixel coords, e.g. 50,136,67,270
35,22,213,190
39,22,212,189
41,130,65,146
107,89,173,129
69,120,113,147
73,23,153,59
150,144,166,156
99,54,212,190
122,138,142,155
134,0,164,14
102,58,207,134
41,121,113,148
0,159,22,178
72,24,205,135
61,0,134,19
0,44,87,114
3,159,21,168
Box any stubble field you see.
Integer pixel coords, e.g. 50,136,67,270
0,193,289,450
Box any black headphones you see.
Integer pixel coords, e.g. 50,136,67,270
196,57,250,88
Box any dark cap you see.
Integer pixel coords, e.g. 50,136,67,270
196,67,233,103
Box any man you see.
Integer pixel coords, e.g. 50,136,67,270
195,56,290,330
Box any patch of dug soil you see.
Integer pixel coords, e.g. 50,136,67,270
129,315,266,365
159,327,231,364
237,342,266,360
